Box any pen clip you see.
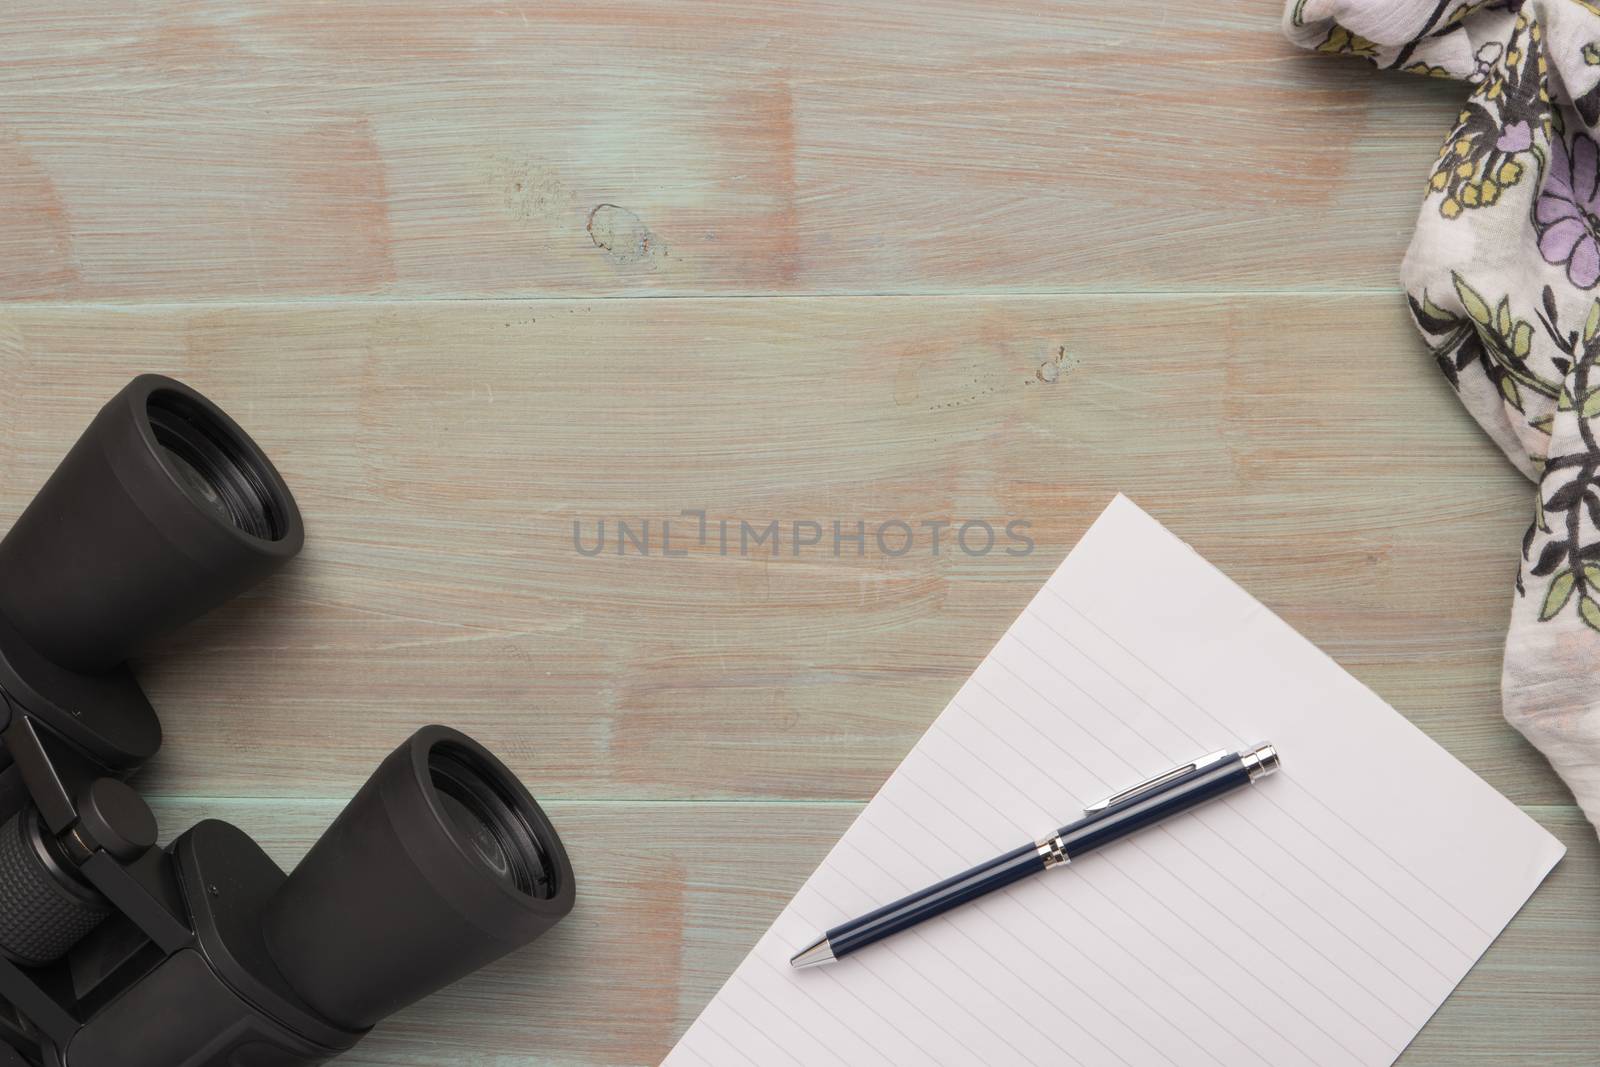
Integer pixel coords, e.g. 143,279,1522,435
1083,750,1232,813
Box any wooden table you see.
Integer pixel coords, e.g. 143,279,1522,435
1,3,1594,1063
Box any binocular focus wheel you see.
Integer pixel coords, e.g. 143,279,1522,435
0,810,111,968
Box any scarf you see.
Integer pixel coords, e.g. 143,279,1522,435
1285,0,1600,836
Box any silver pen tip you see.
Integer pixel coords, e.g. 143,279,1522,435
789,935,836,969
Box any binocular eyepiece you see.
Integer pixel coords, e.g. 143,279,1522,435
0,376,575,1066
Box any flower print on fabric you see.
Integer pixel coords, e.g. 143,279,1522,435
1424,16,1550,219
1538,134,1600,288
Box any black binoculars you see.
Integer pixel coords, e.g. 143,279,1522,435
0,376,576,1066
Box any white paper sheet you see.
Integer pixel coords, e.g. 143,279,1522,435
662,495,1566,1067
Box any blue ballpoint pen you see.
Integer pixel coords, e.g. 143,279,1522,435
790,742,1281,968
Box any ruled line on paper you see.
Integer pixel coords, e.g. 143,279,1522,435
997,619,1480,967
1005,611,1486,966
948,693,1438,1017
898,748,1386,1063
965,655,1468,994
662,496,1565,1067
970,650,1470,985
1036,585,1497,940
933,709,1423,1038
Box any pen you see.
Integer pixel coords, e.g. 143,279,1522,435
790,742,1280,968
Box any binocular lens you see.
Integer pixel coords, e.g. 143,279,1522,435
430,744,558,899
263,727,575,1032
147,392,286,542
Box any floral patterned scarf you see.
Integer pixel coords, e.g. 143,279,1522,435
1285,0,1600,836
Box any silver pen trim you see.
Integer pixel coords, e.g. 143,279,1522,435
1083,749,1231,813
1034,833,1070,869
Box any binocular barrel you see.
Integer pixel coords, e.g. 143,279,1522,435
0,374,303,675
264,726,576,1031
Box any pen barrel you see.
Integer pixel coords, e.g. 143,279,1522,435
827,843,1043,959
1060,757,1252,858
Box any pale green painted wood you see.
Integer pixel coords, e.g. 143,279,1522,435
0,0,1463,299
0,294,1565,805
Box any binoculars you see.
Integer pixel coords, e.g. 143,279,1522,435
0,376,576,1066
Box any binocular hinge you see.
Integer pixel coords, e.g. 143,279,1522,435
77,853,191,955
1,716,189,954
0,955,76,1050
1,718,78,834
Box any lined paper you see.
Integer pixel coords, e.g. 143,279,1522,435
663,495,1565,1067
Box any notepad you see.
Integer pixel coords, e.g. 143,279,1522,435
662,495,1566,1067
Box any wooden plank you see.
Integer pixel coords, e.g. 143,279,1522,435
139,798,1598,1066
0,1,1461,299
0,294,1564,805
